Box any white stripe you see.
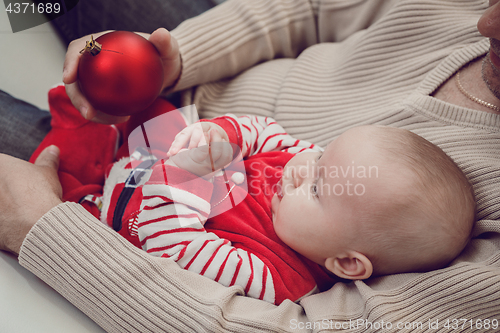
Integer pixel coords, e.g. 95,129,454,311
142,183,211,216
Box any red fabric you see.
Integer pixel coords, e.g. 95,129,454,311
202,116,242,150
115,95,181,161
148,164,214,202
30,85,182,221
29,86,118,218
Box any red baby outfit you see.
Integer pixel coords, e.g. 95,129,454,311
30,85,184,223
32,86,337,304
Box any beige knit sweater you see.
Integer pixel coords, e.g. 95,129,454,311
20,0,500,332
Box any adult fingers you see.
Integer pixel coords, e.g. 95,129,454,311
65,82,93,119
149,28,176,60
33,146,63,199
65,83,130,124
34,145,60,171
62,37,85,85
62,31,112,85
148,28,181,90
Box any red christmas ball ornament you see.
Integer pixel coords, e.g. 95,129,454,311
78,31,164,116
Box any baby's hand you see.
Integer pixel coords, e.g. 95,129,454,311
167,122,229,157
167,125,233,179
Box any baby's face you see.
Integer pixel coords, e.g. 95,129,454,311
271,126,386,265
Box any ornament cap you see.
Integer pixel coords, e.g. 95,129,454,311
80,35,102,56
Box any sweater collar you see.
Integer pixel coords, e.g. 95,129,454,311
405,39,500,132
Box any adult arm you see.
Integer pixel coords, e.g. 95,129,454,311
0,146,62,255
19,202,309,333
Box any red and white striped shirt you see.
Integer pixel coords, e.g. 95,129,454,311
126,115,334,304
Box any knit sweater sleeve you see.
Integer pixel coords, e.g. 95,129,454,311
137,164,276,304
20,202,306,333
18,201,500,332
170,0,397,91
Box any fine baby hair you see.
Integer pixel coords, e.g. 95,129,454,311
353,126,475,277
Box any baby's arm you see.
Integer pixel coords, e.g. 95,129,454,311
207,115,322,157
234,115,320,156
168,115,322,160
137,163,275,304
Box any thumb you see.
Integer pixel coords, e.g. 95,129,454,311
34,145,60,171
148,28,181,91
149,28,176,60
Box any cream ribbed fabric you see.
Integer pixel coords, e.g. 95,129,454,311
20,0,500,332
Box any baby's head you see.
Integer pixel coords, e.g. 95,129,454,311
271,125,475,280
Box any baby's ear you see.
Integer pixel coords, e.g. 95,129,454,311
324,252,373,280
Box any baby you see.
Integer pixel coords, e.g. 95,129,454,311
102,115,475,305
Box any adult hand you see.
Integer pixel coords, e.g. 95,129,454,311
0,146,63,255
63,28,181,125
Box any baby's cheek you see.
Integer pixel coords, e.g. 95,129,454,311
271,194,280,224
